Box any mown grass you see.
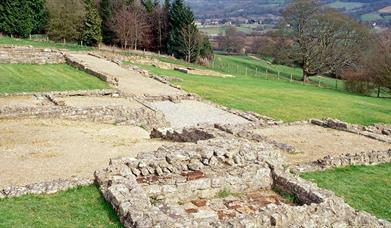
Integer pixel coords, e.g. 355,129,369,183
0,36,91,51
0,64,109,93
140,63,391,125
0,185,122,227
301,163,391,222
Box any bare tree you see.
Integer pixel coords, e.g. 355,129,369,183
110,3,149,50
281,0,368,82
178,24,201,62
220,26,246,54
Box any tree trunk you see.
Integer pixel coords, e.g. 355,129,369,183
377,86,381,98
302,68,309,83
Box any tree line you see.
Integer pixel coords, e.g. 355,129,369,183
0,0,213,63
218,0,391,96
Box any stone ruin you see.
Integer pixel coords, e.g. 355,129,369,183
95,137,390,227
0,45,65,64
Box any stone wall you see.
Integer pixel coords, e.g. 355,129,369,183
65,54,119,87
291,149,391,173
0,103,168,129
95,137,390,227
311,118,391,143
0,45,65,64
0,177,93,198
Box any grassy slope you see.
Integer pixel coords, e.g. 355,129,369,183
0,64,109,93
0,36,91,51
301,163,391,222
143,59,391,125
0,185,122,227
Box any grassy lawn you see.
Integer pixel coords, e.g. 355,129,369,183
0,185,122,227
0,36,92,51
139,63,391,125
301,163,391,222
0,64,109,93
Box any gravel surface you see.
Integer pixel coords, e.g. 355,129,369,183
68,53,184,97
60,96,142,108
253,125,391,165
150,100,249,129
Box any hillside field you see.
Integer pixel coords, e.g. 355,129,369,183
146,55,391,125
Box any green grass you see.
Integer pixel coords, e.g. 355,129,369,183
140,63,391,125
0,64,109,93
327,1,365,10
301,163,391,221
361,12,383,21
0,36,92,51
0,185,122,227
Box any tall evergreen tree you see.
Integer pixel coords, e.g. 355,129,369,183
81,0,102,46
168,0,195,59
0,0,46,38
99,0,115,44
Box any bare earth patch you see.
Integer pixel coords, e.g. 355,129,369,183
0,118,169,188
0,96,47,107
253,124,391,165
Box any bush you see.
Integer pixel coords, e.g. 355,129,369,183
343,69,375,95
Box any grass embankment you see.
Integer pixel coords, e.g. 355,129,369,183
0,185,122,227
139,62,391,125
301,163,391,222
0,36,91,51
0,64,109,93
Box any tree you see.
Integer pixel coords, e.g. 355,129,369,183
168,0,195,59
178,23,201,62
0,0,47,38
46,0,86,43
81,0,102,46
109,2,149,49
220,26,246,54
280,0,368,82
99,0,116,44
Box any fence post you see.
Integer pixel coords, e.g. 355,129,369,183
256,67,258,76
290,74,293,82
318,79,321,87
266,69,268,79
278,71,280,80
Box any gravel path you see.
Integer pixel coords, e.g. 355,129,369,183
150,100,249,129
0,119,170,188
67,53,184,97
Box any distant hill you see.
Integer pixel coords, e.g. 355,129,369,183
186,0,391,24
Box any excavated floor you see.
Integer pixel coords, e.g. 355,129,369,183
0,118,170,188
253,124,391,164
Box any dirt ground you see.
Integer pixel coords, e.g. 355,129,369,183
0,96,47,107
253,124,391,165
0,119,170,188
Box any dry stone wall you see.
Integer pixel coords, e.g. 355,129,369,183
311,118,391,143
290,149,391,173
0,177,93,198
95,137,390,228
0,45,65,64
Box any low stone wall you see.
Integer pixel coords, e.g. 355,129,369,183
0,177,93,198
65,54,119,87
95,137,390,227
0,89,119,98
311,118,391,143
150,127,217,142
0,102,169,129
0,45,65,64
291,149,391,173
